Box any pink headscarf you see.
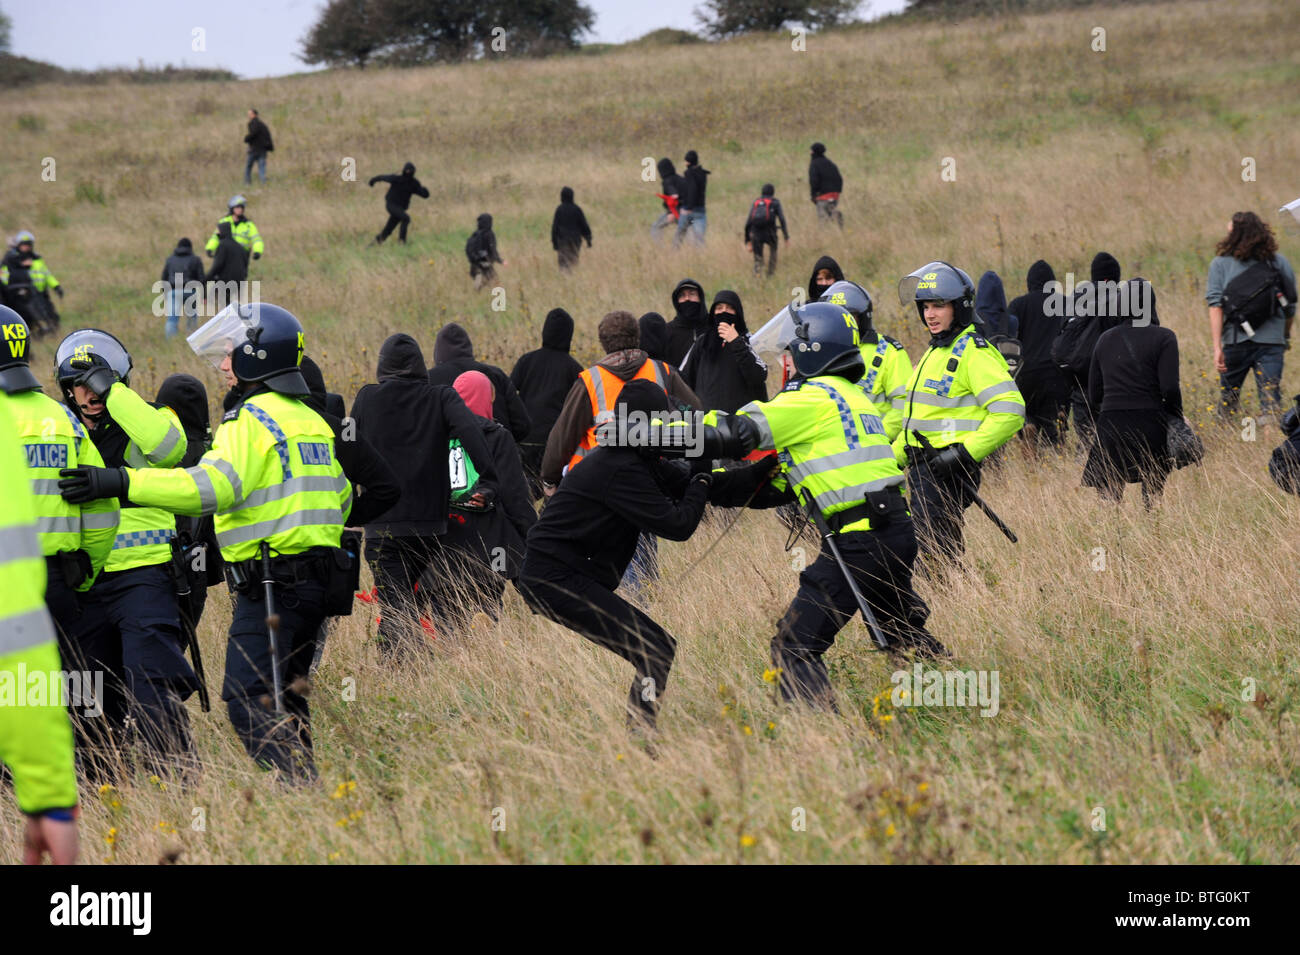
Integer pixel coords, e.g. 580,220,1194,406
453,370,493,419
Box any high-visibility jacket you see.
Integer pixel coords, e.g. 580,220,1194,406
856,332,912,442
723,373,906,534
122,390,351,563
0,393,78,815
567,358,671,473
891,325,1024,466
7,388,118,586
28,256,59,294
205,217,264,257
93,384,187,572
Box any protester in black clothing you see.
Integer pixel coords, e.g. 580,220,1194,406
744,184,789,277
1058,251,1123,448
1009,259,1071,448
665,277,707,367
652,158,685,239
1083,280,1181,507
639,312,669,362
551,187,592,271
466,213,505,290
206,221,247,301
438,370,537,627
681,290,767,413
160,238,205,338
808,255,844,300
808,142,844,228
674,150,710,246
368,162,429,245
352,334,497,657
1270,398,1300,494
243,109,273,185
509,308,583,495
519,380,711,733
428,322,531,444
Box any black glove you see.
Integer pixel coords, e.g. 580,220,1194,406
54,286,64,299
75,364,119,400
368,177,377,187
691,470,714,490
58,466,128,504
927,443,977,481
903,444,931,469
252,252,261,260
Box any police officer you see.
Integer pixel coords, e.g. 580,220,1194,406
819,280,912,441
0,309,119,647
892,262,1025,565
61,303,351,782
4,231,63,327
205,195,265,262
0,390,80,864
701,301,948,708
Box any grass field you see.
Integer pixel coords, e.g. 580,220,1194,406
1,0,1298,863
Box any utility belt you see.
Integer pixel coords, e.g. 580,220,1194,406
223,532,361,617
826,485,908,534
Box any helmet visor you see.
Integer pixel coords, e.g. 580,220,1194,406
188,303,252,369
749,305,797,398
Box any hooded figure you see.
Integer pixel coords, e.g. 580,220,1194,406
655,158,685,219
510,308,584,493
206,220,247,285
639,312,669,362
466,213,503,287
551,186,592,271
1008,259,1072,446
369,162,429,244
808,255,844,300
440,370,537,607
975,271,1017,340
428,322,531,443
681,290,768,413
161,237,205,336
665,277,707,367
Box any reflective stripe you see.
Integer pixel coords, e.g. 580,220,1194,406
902,417,982,432
342,491,354,518
975,380,1019,405
0,605,57,655
812,476,904,510
590,369,607,414
60,405,85,456
244,404,292,480
740,408,774,449
147,423,182,464
31,479,63,495
650,361,667,389
906,392,979,409
82,511,119,530
0,525,43,562
191,466,218,514
125,444,147,468
113,529,174,550
36,516,80,536
204,455,244,504
240,474,349,510
787,445,897,484
216,508,344,548
986,400,1026,416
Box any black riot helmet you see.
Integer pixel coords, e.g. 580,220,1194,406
217,302,309,396
787,300,864,381
819,280,874,334
0,305,41,393
898,261,976,327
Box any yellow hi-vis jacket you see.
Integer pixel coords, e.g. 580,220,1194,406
205,216,264,257
856,332,913,442
121,390,351,563
0,393,78,815
7,388,119,587
891,325,1024,466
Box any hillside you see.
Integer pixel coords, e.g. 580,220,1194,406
0,0,1297,864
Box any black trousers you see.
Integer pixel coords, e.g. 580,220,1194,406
774,519,934,707
1069,379,1096,448
908,460,982,565
1017,365,1070,448
378,200,411,242
365,535,446,656
750,231,778,276
1089,410,1171,506
557,243,581,271
518,553,675,728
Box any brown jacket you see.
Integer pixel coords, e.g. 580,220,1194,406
541,348,702,486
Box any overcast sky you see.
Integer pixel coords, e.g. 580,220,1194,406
6,0,908,78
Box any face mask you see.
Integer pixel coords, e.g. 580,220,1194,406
675,298,704,324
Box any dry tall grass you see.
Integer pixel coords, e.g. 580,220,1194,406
1,0,1297,863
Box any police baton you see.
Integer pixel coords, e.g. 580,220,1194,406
260,542,285,714
796,486,889,650
911,430,1018,544
168,538,210,711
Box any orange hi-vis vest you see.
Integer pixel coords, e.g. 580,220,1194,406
567,358,670,473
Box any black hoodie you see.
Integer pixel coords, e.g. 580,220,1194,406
974,270,1015,339
665,277,707,367
1008,259,1064,374
509,308,584,453
156,373,225,594
207,221,247,284
551,187,592,252
679,161,710,211
681,290,768,413
656,159,685,212
352,333,499,538
427,322,531,443
369,163,429,210
161,238,204,296
639,312,669,362
466,214,502,270
807,255,845,299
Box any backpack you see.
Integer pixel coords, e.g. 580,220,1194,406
1221,259,1281,332
749,197,774,229
1051,312,1101,378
